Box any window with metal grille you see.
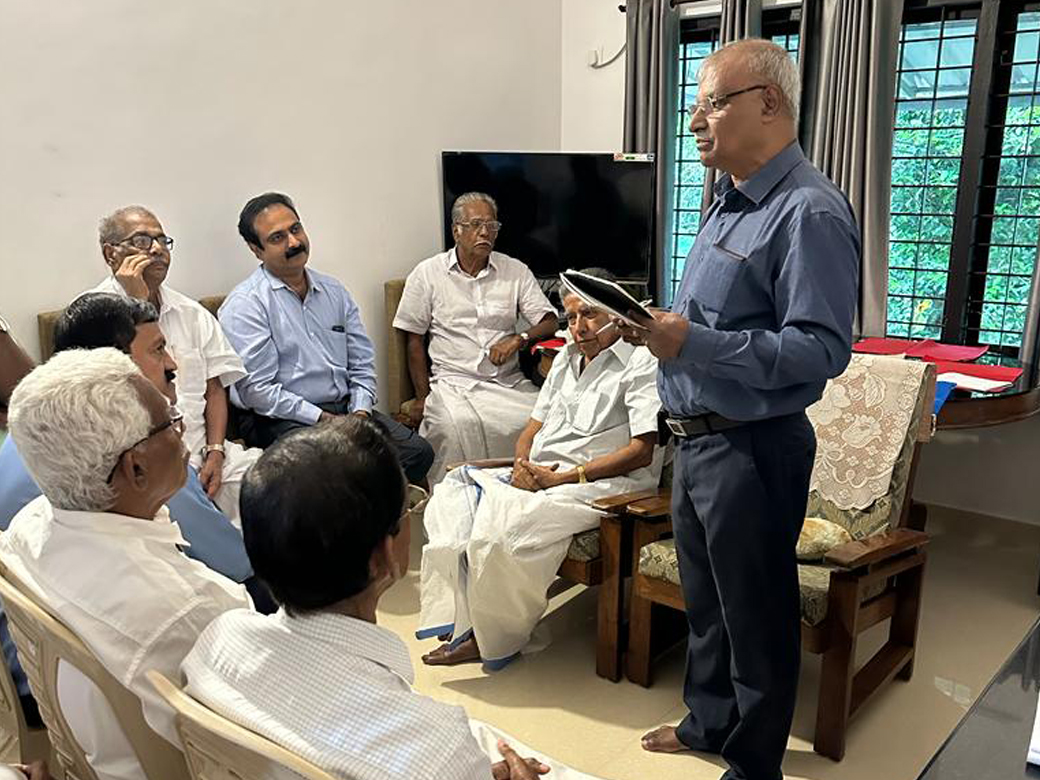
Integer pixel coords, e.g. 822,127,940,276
666,9,801,306
888,1,1040,357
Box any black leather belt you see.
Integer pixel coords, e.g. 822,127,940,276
662,412,745,439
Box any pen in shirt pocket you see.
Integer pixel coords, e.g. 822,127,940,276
331,325,345,333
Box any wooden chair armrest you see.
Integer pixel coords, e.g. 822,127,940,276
824,528,929,569
627,491,672,518
446,458,514,472
591,488,664,513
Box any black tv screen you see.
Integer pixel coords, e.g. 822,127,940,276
442,151,655,281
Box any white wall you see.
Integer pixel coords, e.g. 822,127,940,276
0,1,562,408
915,416,1040,526
561,0,627,151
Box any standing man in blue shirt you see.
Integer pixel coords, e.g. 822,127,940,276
220,193,434,485
622,40,859,780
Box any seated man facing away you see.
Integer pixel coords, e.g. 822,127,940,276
2,348,250,780
219,192,433,485
393,192,557,484
417,272,663,668
0,294,269,732
182,416,603,780
87,205,261,525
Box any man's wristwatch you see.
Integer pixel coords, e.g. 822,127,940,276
518,331,531,346
201,443,226,459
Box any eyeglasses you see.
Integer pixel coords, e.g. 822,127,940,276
687,84,769,118
106,407,185,483
455,219,502,233
117,232,175,252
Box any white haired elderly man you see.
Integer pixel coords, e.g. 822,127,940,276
619,39,859,779
1,349,250,780
417,274,662,668
393,192,558,484
85,205,260,525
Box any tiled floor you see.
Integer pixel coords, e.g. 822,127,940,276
377,504,1040,780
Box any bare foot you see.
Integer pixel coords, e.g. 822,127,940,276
422,636,481,666
641,725,689,754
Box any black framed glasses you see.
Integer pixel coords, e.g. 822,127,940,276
687,84,769,118
455,219,502,233
106,407,185,483
118,232,175,252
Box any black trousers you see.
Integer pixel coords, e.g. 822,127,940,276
671,412,815,780
233,402,435,485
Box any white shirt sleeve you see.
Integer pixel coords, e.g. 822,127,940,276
623,347,662,438
516,265,556,326
195,308,246,387
392,265,433,335
530,349,569,423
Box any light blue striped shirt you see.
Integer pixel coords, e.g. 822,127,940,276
219,266,378,424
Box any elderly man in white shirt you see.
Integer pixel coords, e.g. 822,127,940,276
86,205,259,525
393,192,558,484
1,349,250,780
183,417,601,780
417,273,663,668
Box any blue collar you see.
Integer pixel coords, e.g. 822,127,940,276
713,141,806,206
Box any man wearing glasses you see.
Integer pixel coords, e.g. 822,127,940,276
1,348,250,780
85,205,260,526
393,192,558,484
618,40,859,780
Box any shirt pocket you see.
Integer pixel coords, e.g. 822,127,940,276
167,346,207,400
569,389,625,435
478,300,516,331
690,242,747,316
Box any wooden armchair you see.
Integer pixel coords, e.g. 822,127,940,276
602,355,936,761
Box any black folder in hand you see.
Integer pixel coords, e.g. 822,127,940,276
559,270,653,328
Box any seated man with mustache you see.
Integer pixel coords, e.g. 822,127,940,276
220,192,434,485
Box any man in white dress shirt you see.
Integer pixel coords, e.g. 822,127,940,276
417,274,663,667
1,349,250,780
87,205,260,525
393,192,558,484
183,417,601,780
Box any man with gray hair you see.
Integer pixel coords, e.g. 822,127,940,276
394,192,558,483
87,204,260,526
1,348,250,780
619,39,859,779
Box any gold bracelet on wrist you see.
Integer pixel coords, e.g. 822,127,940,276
576,463,588,484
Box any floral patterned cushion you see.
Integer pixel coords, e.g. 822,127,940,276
566,529,601,562
639,538,887,626
797,517,852,561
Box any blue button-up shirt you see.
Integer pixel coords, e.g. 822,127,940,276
219,266,378,425
0,434,252,696
659,142,860,421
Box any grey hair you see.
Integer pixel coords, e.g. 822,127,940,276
701,39,801,126
8,348,152,512
451,192,498,225
98,205,157,248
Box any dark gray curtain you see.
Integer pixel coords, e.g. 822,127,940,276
799,0,904,337
623,0,679,299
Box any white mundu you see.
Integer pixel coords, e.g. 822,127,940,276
87,277,261,525
418,340,663,665
183,609,603,780
393,249,556,483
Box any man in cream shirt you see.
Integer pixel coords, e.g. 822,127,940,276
1,349,249,780
393,192,558,483
87,204,259,525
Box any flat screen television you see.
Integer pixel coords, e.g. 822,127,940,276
441,151,655,281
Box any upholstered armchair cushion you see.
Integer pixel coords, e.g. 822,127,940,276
566,530,601,562
797,517,853,561
638,537,889,626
